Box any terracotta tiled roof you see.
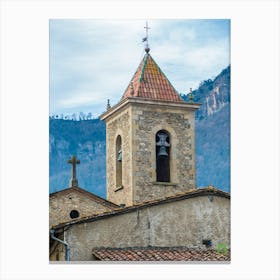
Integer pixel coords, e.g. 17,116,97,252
49,186,119,209
121,53,183,103
92,247,230,261
52,187,230,230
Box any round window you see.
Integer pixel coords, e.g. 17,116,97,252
70,210,80,219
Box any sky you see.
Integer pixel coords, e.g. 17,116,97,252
50,19,230,118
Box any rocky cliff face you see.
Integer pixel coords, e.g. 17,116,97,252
181,66,230,120
180,65,230,191
195,103,230,190
49,65,230,196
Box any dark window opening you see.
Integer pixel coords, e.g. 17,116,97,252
156,130,170,182
116,135,122,188
202,239,212,247
70,210,79,219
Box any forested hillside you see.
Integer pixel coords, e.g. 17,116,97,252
49,66,230,196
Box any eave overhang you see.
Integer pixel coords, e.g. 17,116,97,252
100,97,201,122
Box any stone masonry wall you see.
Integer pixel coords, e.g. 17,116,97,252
49,190,112,227
106,107,132,206
131,104,196,203
64,195,230,261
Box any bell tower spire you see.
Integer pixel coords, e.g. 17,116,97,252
100,24,201,206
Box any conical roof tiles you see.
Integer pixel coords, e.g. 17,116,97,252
121,53,183,103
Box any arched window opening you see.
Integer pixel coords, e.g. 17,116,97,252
156,130,170,182
116,135,122,188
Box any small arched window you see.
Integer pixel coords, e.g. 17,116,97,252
116,135,122,188
156,130,170,182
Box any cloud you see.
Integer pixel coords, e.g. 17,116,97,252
50,19,230,115
58,93,104,108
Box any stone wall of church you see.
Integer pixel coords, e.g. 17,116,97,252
49,191,112,227
131,103,196,203
104,101,197,206
106,106,133,206
63,195,230,261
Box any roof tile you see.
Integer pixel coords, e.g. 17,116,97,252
53,187,230,229
121,54,183,103
92,247,230,261
49,186,119,209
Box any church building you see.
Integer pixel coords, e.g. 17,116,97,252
49,38,230,262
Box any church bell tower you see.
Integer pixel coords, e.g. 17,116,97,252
100,41,200,206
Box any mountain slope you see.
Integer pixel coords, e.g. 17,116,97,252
195,103,230,191
181,65,230,191
181,65,230,120
49,65,230,196
49,119,106,197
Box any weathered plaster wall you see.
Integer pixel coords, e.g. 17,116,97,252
64,195,230,261
49,233,65,261
49,190,112,227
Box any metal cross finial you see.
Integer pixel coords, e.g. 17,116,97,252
67,155,80,187
143,21,151,53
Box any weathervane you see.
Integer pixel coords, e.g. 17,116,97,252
142,21,151,53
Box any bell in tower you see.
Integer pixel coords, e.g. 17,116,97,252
157,146,168,157
156,132,170,158
156,131,171,182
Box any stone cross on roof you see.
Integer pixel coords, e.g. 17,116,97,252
67,155,80,187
